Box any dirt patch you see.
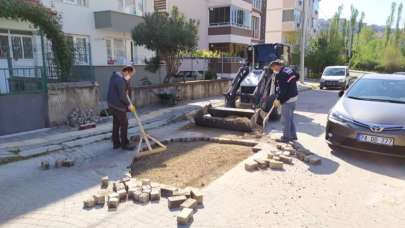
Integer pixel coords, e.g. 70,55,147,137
131,141,252,188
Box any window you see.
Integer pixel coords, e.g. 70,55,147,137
63,0,87,6
209,6,251,29
209,7,230,26
252,16,260,39
11,37,23,60
282,9,295,22
66,35,90,65
252,0,262,10
0,36,8,59
9,35,33,60
22,37,33,59
119,0,145,16
105,39,129,65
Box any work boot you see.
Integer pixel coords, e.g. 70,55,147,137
275,137,290,143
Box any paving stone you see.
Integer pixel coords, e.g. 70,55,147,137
139,192,150,204
132,190,143,202
180,198,198,209
254,158,269,169
168,195,187,209
127,187,138,200
101,176,109,188
150,182,160,188
161,184,177,198
93,192,106,205
54,160,64,168
245,160,258,172
113,182,125,192
190,189,203,205
83,198,95,209
107,197,119,209
117,189,127,201
279,155,293,164
173,189,191,198
40,161,50,170
269,160,284,170
150,189,161,201
296,151,306,161
120,176,130,184
267,153,274,159
108,192,119,200
305,155,322,165
63,159,75,167
283,151,291,156
177,208,194,225
142,178,151,186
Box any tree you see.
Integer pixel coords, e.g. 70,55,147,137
348,5,359,59
385,2,397,47
395,2,403,45
132,7,199,82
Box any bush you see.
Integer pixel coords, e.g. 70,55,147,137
204,71,217,80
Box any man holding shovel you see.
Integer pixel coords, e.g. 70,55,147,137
270,60,300,143
107,64,135,150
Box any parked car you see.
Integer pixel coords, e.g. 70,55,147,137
320,66,350,90
173,71,204,82
326,74,405,157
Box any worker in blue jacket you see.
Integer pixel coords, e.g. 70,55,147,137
270,60,300,143
107,64,135,150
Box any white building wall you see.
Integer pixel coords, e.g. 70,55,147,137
40,0,154,66
167,0,209,50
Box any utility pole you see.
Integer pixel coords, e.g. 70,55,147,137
300,0,307,83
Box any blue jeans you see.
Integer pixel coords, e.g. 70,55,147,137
281,101,297,140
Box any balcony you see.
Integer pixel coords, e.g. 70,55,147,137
94,10,144,33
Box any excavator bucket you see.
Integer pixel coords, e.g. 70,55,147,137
194,104,262,132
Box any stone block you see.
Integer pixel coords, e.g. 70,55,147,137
117,189,127,201
83,198,95,209
180,198,197,209
101,176,109,188
113,182,125,192
305,155,322,165
151,182,160,188
168,196,187,209
54,160,64,168
40,161,50,170
120,176,130,184
283,151,291,156
190,189,203,205
279,155,293,164
161,185,177,198
93,192,106,205
276,144,284,150
267,153,274,159
296,151,306,161
177,208,194,225
62,159,74,167
132,190,143,202
150,189,161,201
254,158,269,169
139,192,150,204
142,179,151,186
269,160,283,170
245,160,258,172
173,189,191,198
108,198,119,209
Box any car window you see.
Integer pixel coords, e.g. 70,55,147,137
347,78,405,103
323,68,346,76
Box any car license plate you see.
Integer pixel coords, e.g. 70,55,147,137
357,134,394,146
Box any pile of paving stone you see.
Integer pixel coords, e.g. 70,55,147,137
83,174,204,225
40,159,75,170
66,108,99,128
245,142,321,172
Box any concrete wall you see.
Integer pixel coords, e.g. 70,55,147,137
0,93,48,136
47,82,100,126
131,79,230,107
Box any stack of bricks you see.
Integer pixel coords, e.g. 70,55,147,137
41,158,75,170
83,174,204,225
246,142,322,172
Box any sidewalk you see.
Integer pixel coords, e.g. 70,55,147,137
0,97,224,164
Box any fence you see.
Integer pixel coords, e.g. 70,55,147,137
0,67,47,95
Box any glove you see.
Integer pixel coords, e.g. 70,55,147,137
128,104,136,113
273,99,281,108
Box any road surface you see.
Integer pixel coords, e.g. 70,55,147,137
0,89,404,228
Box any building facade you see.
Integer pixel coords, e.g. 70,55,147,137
265,0,320,45
155,0,266,56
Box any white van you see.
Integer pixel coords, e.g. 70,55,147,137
320,66,349,89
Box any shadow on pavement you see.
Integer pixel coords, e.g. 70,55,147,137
296,90,339,115
331,146,405,180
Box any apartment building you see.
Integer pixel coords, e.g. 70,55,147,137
265,0,320,45
155,0,266,56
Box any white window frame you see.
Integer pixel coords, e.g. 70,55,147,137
67,34,90,65
119,0,145,16
0,31,34,61
105,38,129,65
63,0,87,7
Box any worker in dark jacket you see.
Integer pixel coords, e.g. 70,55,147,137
271,60,300,143
107,65,135,149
